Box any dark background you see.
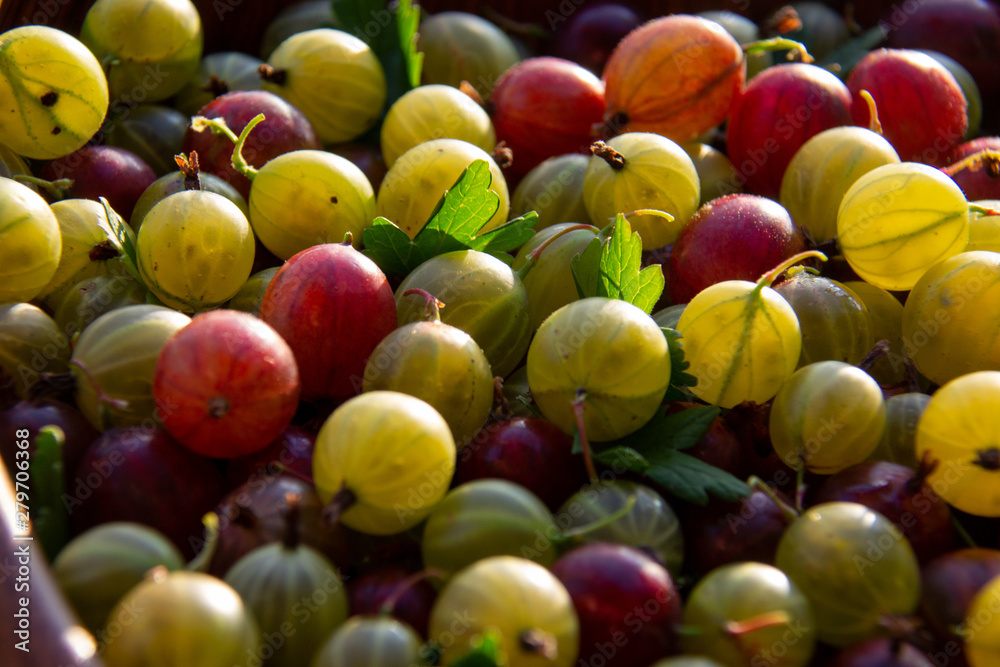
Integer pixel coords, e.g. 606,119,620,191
1,1,899,55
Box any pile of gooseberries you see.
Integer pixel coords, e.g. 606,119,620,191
5,2,1000,667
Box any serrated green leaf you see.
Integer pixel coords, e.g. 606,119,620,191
643,449,750,505
616,405,721,455
362,216,428,277
421,160,500,246
661,405,721,451
634,265,665,314
663,327,697,388
468,212,539,257
571,234,604,299
569,215,664,311
594,446,650,473
597,214,641,302
590,403,748,504
362,160,531,277
31,425,68,558
397,0,423,88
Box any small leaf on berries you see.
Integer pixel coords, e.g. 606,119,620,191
570,214,665,312
363,160,536,276
593,446,650,473
570,232,605,299
467,211,538,261
660,328,698,403
618,404,721,454
588,403,749,504
644,450,751,505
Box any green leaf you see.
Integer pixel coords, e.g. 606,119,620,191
569,215,664,313
662,327,698,402
362,216,431,277
634,264,666,314
658,405,720,451
617,404,721,455
643,449,751,505
589,402,748,505
31,425,68,558
363,160,536,276
419,160,500,248
452,629,506,667
594,446,650,473
467,212,539,259
332,0,422,111
397,0,423,89
98,197,149,296
570,232,605,300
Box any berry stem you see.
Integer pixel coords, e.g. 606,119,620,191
765,6,802,35
12,175,73,200
89,240,120,262
942,150,1000,179
747,476,799,523
856,339,890,375
952,514,979,549
174,151,202,191
622,209,675,225
458,80,485,107
595,111,630,141
258,63,287,85
185,512,220,573
969,203,1000,217
68,359,128,430
571,389,600,482
973,447,1000,471
190,115,240,143
322,485,357,526
907,451,939,495
724,610,792,636
515,223,596,282
902,357,922,394
519,629,558,660
207,395,230,419
229,113,266,181
858,90,883,135
281,492,302,550
755,250,828,293
402,288,445,322
794,452,808,513
490,376,513,422
742,37,814,63
590,140,626,170
200,74,229,97
557,492,637,543
491,141,513,170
